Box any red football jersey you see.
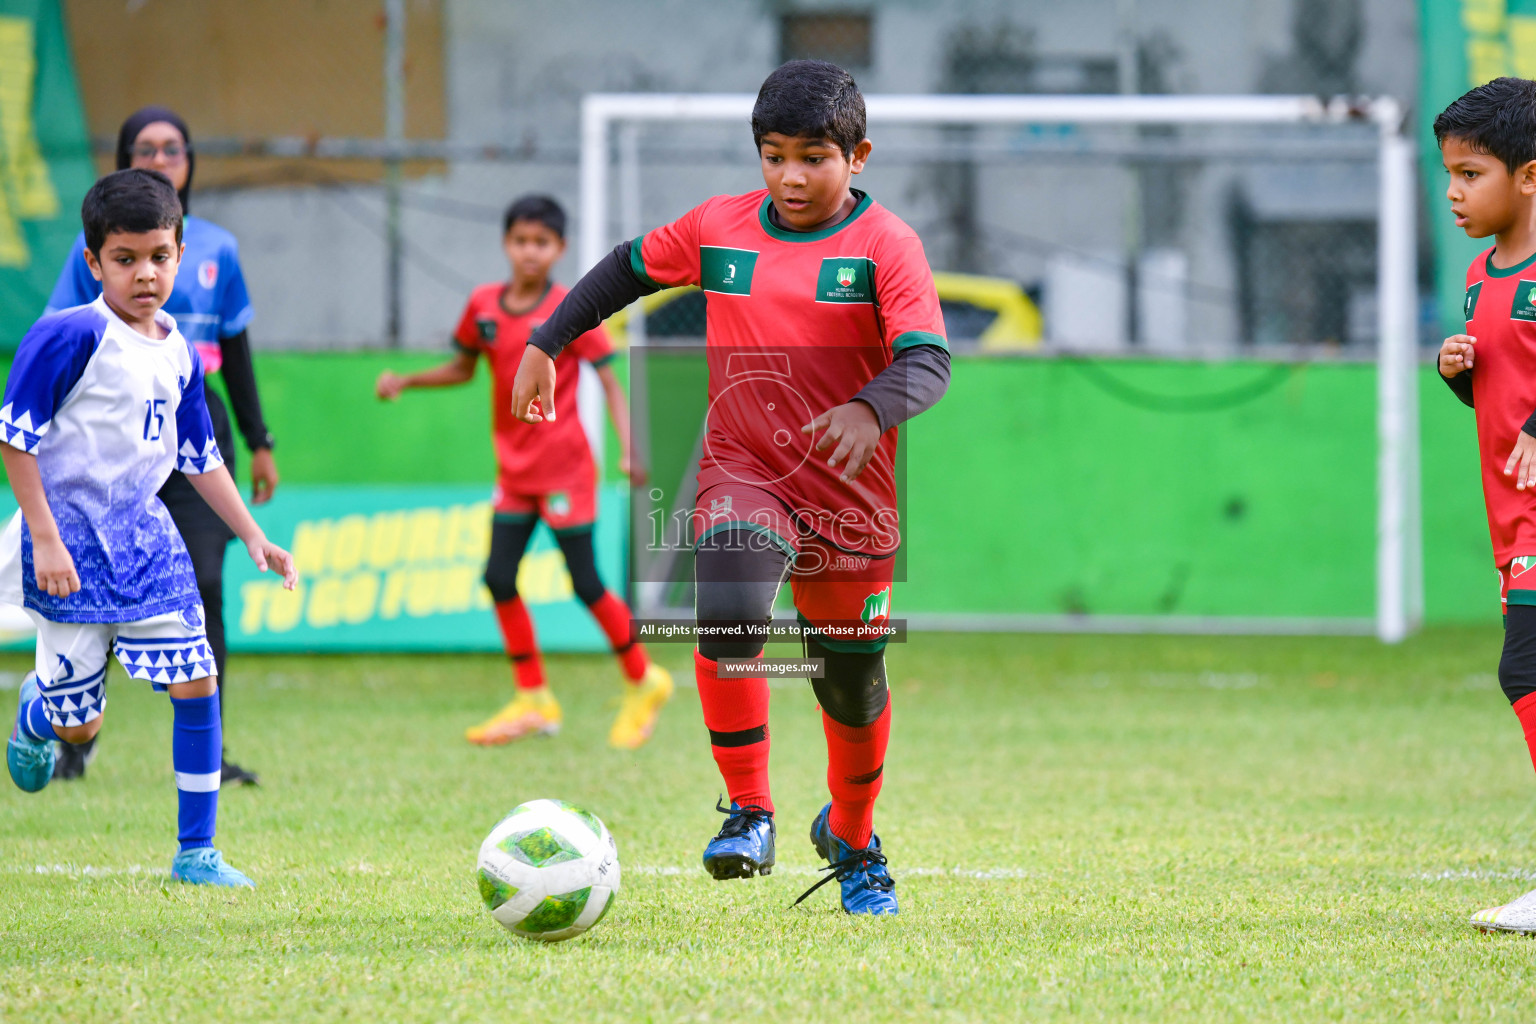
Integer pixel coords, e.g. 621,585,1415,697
1464,247,1536,565
632,189,946,554
453,281,614,495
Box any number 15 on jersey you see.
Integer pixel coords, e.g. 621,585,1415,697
142,398,165,441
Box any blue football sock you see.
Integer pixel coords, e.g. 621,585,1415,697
18,696,57,743
171,692,221,852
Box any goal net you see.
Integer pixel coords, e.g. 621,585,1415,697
574,93,1420,642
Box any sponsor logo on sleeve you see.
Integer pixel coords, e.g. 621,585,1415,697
700,246,758,295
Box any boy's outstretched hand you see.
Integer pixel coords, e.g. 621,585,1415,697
1440,334,1476,377
511,346,556,424
803,401,882,483
376,370,407,400
247,538,298,590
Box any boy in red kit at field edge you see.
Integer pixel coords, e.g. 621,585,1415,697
1435,77,1536,933
377,195,672,750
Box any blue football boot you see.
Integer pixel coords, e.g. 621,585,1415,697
701,797,776,879
794,802,898,915
171,847,255,888
7,672,55,794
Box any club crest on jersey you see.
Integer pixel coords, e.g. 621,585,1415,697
1512,280,1536,321
861,586,891,624
475,317,498,343
816,257,874,303
198,260,218,290
1465,281,1481,322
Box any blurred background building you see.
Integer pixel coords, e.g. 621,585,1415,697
19,0,1421,352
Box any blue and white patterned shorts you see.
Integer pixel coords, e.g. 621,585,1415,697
27,605,216,728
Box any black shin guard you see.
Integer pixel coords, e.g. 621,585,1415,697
1501,605,1536,705
554,529,608,606
807,638,889,728
483,517,537,604
694,531,792,661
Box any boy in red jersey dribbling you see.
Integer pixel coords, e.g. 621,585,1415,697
1434,77,1536,933
508,62,951,914
377,196,671,750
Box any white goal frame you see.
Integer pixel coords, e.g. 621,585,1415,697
577,93,1421,643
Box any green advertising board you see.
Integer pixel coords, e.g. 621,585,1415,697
0,483,630,653
0,0,93,346
1420,0,1536,338
227,484,628,652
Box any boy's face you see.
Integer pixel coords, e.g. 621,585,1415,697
503,219,564,284
1441,135,1536,238
758,132,872,230
83,227,182,325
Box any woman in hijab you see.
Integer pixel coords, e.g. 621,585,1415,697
45,106,278,786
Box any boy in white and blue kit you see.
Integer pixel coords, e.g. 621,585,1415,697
2,169,295,887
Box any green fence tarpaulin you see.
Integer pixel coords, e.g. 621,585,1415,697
0,0,92,346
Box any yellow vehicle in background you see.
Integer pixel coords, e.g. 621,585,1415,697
606,271,1043,350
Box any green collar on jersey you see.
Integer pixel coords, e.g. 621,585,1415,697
1485,247,1536,277
758,189,872,242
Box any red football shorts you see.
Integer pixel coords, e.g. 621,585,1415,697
1501,556,1536,615
493,474,596,531
695,481,896,651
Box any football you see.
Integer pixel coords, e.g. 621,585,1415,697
476,798,621,942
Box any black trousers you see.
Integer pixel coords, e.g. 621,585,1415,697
158,387,235,725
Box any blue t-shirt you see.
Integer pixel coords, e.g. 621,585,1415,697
46,215,254,373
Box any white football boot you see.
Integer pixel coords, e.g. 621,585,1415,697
1470,886,1536,933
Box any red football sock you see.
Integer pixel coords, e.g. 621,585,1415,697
823,699,891,850
493,598,545,691
1513,692,1536,775
694,650,772,812
589,591,649,683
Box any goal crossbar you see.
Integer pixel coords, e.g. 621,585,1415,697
578,93,1420,642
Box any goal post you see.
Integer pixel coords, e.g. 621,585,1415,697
576,92,1421,643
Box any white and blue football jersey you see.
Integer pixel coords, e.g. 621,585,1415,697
0,295,223,623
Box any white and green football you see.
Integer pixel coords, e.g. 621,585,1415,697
476,798,620,942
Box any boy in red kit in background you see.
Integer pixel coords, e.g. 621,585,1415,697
1435,77,1536,933
377,195,671,750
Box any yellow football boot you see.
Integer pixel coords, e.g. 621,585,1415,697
608,663,674,750
465,687,562,746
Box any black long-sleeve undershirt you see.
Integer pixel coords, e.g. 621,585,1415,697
527,241,951,432
1441,367,1474,408
1440,368,1536,441
216,329,274,452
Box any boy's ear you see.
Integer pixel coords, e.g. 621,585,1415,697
1519,159,1536,195
82,246,104,283
849,138,873,174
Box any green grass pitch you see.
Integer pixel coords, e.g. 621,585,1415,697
4,628,1536,1021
